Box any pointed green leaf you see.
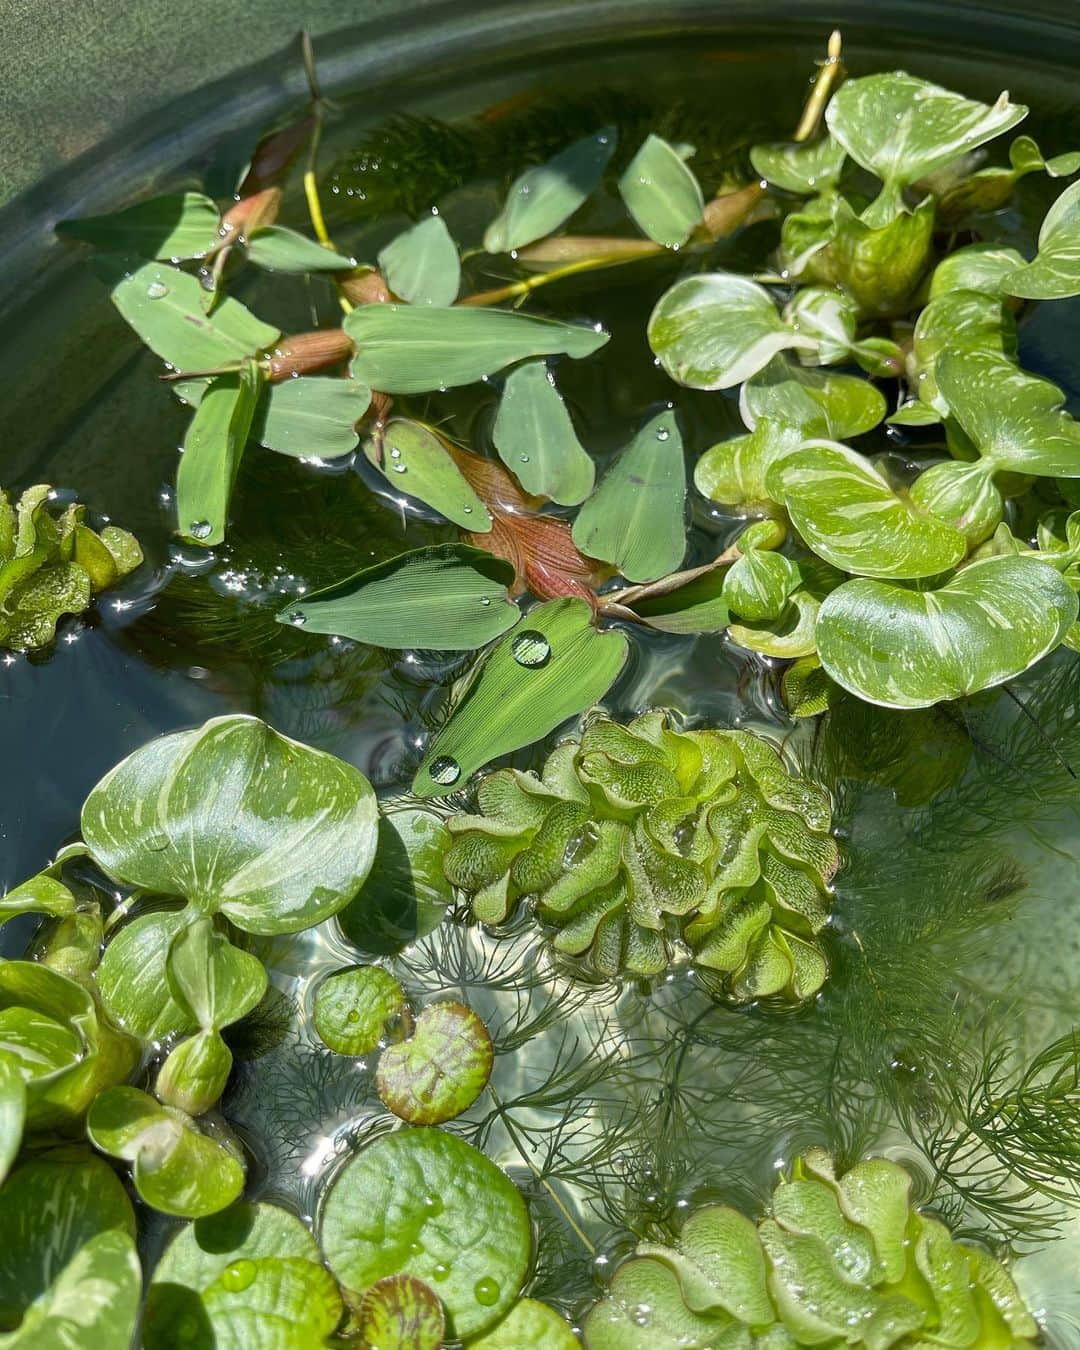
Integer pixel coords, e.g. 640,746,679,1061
622,565,730,634
176,360,263,546
346,304,609,394
1005,179,1080,299
246,224,355,273
816,556,1077,708
0,871,78,929
313,965,406,1055
750,135,847,194
618,134,705,247
255,376,371,459
379,214,461,306
58,191,222,260
484,129,615,253
279,544,519,649
376,999,492,1124
363,418,492,530
413,598,628,796
492,360,595,504
572,409,685,582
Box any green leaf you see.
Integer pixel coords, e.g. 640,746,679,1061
648,273,811,390
359,1274,446,1350
363,419,493,530
0,1056,25,1187
105,258,279,371
0,1155,139,1350
255,376,371,459
750,135,847,195
57,191,221,260
0,871,77,929
618,134,705,247
723,546,800,622
155,1030,233,1116
742,356,886,440
87,1086,245,1218
768,440,967,579
376,999,493,1124
825,73,1027,207
816,556,1078,708
571,409,685,582
911,288,1014,415
413,598,629,796
82,714,378,934
319,1127,530,1338
618,563,730,635
483,129,615,253
936,349,1080,476
467,1298,581,1348
928,243,1026,297
278,544,520,649
492,360,595,504
909,459,1002,546
783,285,859,365
97,909,197,1041
728,587,821,659
245,224,355,273
346,304,609,394
582,1255,724,1349
176,360,263,546
313,965,406,1055
165,916,267,1030
144,1201,343,1350
1005,179,1080,299
825,194,935,314
379,214,462,306
887,401,942,427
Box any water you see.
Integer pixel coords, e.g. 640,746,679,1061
3,20,1080,1342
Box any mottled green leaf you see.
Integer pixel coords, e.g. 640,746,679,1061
468,1298,581,1348
0,871,77,929
911,288,1014,415
246,225,355,273
347,304,609,394
379,214,461,306
492,360,594,504
97,909,196,1041
1005,178,1080,299
723,546,800,622
909,458,1002,546
728,587,820,659
618,134,704,247
484,129,615,253
825,194,935,314
255,376,371,459
572,409,685,582
750,135,846,195
165,916,267,1031
359,1274,445,1350
278,544,519,649
313,965,406,1055
928,243,1026,297
376,999,492,1124
58,191,221,260
155,1029,233,1116
176,360,263,546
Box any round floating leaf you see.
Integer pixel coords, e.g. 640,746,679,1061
1004,178,1080,299
750,135,847,194
572,409,686,582
816,556,1078,709
484,129,615,254
767,440,967,580
376,1000,493,1124
492,360,595,505
313,965,406,1056
618,134,704,248
379,215,462,307
245,225,356,273
82,714,378,935
468,1298,581,1348
58,191,222,260
363,418,491,530
319,1127,530,1338
176,360,263,547
278,545,520,650
346,305,609,395
97,909,198,1041
413,598,629,797
255,376,371,459
144,1201,343,1350
358,1274,446,1350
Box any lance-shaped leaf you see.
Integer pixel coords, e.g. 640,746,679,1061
648,273,813,390
1004,178,1080,299
376,1000,493,1124
413,598,628,796
58,191,222,260
492,360,595,505
379,214,461,306
254,376,371,459
144,1201,343,1350
618,134,705,247
278,543,519,649
176,360,263,546
82,714,378,934
825,73,1027,219
750,135,847,195
364,419,492,530
613,559,731,634
484,128,615,253
936,350,1080,476
104,258,279,371
767,440,967,580
314,965,406,1055
816,556,1078,709
359,1276,445,1350
245,225,355,273
346,304,609,394
572,408,686,582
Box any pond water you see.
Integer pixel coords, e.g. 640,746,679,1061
3,17,1080,1346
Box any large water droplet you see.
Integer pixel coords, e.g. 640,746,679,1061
220,1259,257,1292
146,279,170,299
429,755,461,786
656,425,670,441
389,446,402,459
289,611,308,627
474,1277,500,1306
479,596,492,606
432,1262,451,1282
189,520,212,540
519,454,530,463
511,630,551,668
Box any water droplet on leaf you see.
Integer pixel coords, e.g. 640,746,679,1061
220,1259,257,1292
289,611,308,627
429,755,461,786
474,1277,500,1306
511,630,551,668
189,520,212,540
146,280,169,299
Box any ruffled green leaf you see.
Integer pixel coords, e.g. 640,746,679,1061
618,134,704,247
484,129,615,253
379,214,462,306
492,360,594,505
467,1298,581,1348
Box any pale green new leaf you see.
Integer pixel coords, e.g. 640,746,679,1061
155,1030,233,1117
912,289,1014,414
379,214,461,306
909,459,1002,546
618,134,705,247
413,598,628,796
928,243,1026,298
572,409,685,582
278,544,520,649
97,910,197,1041
363,419,492,530
346,304,609,394
0,1055,25,1187
165,916,267,1030
245,225,355,273
740,356,886,439
1005,178,1080,299
255,376,371,459
749,135,846,195
492,360,594,504
783,286,858,365
176,360,263,546
58,191,221,260
816,556,1077,708
484,128,615,253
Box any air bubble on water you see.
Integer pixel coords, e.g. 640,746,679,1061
189,520,212,540
511,630,551,668
598,133,609,145
474,1277,500,1306
146,280,169,299
429,755,461,786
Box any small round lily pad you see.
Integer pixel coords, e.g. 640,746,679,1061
359,1274,445,1349
468,1297,582,1347
376,1000,493,1125
319,1127,530,1339
313,965,406,1056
